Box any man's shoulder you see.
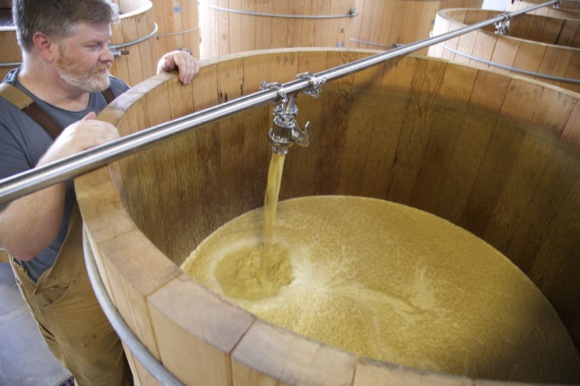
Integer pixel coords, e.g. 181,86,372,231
108,75,130,96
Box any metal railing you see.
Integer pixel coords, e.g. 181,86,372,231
0,0,559,205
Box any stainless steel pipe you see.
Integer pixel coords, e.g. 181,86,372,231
0,0,559,205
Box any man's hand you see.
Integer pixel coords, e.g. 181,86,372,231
39,112,120,166
156,49,199,85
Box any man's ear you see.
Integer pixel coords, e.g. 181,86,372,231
32,31,57,62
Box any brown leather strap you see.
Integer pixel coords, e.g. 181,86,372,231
0,83,116,140
101,86,115,104
22,102,63,139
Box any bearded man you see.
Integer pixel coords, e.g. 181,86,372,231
0,1,198,384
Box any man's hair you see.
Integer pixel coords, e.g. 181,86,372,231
12,0,120,52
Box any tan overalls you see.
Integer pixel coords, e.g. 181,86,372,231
10,204,133,386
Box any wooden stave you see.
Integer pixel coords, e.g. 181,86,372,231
150,0,201,58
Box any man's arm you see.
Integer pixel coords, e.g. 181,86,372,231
0,112,119,261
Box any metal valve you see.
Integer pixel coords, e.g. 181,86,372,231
261,73,324,155
268,94,311,155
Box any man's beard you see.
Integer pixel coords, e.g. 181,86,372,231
56,49,111,92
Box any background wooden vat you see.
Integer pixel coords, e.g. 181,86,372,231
428,9,580,92
151,0,200,58
198,0,356,59
110,0,159,86
350,0,483,54
76,49,580,385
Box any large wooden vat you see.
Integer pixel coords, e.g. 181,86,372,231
77,49,580,385
350,0,483,54
198,0,357,59
151,0,200,58
428,9,580,93
110,0,159,86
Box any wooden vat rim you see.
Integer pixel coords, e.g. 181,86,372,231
437,7,580,50
118,0,152,17
198,0,357,19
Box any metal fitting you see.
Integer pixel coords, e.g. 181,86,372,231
268,94,311,155
495,14,511,35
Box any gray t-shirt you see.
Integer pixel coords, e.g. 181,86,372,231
0,68,129,282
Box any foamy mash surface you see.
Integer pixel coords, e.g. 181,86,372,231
181,195,580,383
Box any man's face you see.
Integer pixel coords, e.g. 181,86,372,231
54,22,114,92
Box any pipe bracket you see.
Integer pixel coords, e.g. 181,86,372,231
495,14,512,35
297,72,326,99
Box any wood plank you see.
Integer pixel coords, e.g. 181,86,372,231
193,59,219,111
559,19,580,47
231,319,356,386
216,0,229,56
512,40,546,75
411,63,480,220
110,21,131,83
562,51,580,93
287,50,330,198
528,176,580,348
370,0,387,45
305,50,357,195
354,357,473,386
148,274,255,386
201,0,218,58
292,0,306,48
228,0,242,54
535,45,573,87
562,100,580,147
255,0,272,50
355,0,375,46
239,0,256,53
468,79,544,254
455,30,477,65
314,0,332,47
152,0,173,53
301,0,317,48
470,30,497,70
97,229,180,353
489,37,519,76
270,0,291,48
457,69,512,234
387,58,447,205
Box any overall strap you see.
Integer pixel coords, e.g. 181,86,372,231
0,83,116,139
